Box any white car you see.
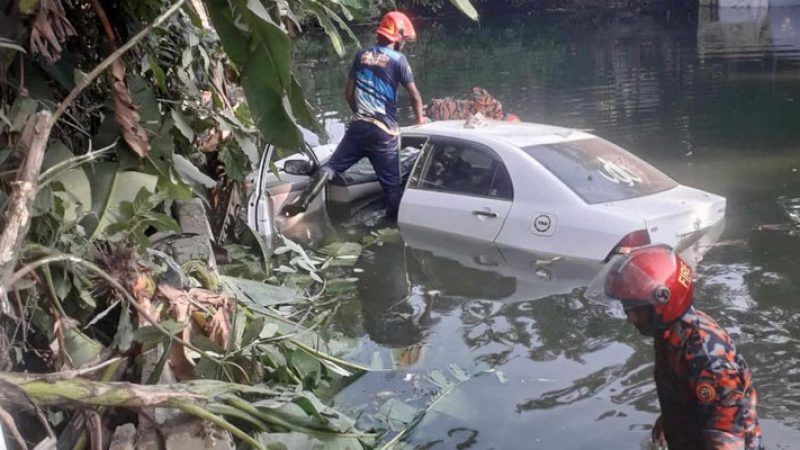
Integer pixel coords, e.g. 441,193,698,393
248,120,726,261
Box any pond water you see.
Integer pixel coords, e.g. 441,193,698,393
295,6,800,449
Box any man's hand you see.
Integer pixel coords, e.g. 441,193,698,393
651,414,666,447
406,82,425,125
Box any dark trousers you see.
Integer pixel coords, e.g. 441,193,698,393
325,120,402,219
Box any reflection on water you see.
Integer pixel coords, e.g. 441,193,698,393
297,5,800,449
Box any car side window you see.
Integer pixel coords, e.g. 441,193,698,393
418,141,513,200
489,163,513,200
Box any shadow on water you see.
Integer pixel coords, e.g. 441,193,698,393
292,5,800,449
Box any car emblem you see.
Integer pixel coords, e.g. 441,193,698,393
654,286,671,304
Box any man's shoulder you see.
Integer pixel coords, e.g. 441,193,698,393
678,309,738,367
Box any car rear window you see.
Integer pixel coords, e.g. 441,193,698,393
522,138,677,204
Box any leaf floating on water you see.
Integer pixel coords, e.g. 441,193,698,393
377,398,419,431
448,364,470,383
427,370,452,390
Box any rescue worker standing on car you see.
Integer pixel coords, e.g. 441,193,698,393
281,11,425,220
587,245,763,450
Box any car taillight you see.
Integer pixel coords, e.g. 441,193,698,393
609,230,651,258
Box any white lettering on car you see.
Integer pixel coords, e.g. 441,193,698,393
596,157,643,187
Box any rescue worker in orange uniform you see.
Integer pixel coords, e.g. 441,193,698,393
587,245,763,450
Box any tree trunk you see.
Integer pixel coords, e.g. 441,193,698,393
0,111,53,315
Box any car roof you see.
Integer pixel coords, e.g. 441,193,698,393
401,120,597,148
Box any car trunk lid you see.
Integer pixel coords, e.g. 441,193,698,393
600,185,726,249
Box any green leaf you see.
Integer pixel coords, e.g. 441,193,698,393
194,355,220,379
288,76,323,138
8,97,37,132
144,120,176,180
133,320,185,345
173,154,217,189
17,0,39,14
319,242,361,259
205,0,306,149
427,369,453,390
192,333,225,353
171,109,195,141
319,3,360,47
449,0,479,21
234,134,260,167
41,141,92,222
245,0,274,23
63,326,104,368
87,163,158,238
290,392,356,432
220,145,249,182
128,75,161,134
240,59,303,149
220,275,303,308
448,363,470,382
325,278,357,295
309,6,344,57
377,398,419,431
147,54,168,95
255,432,365,450
242,316,265,346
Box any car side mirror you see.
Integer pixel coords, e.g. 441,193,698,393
284,159,315,176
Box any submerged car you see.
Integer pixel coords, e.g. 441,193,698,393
248,120,726,261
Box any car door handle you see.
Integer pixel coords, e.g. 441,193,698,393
472,210,498,218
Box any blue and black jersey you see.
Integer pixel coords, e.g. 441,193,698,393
350,45,414,133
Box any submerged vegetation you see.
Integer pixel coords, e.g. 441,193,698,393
0,0,480,448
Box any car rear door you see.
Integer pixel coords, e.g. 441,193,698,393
398,137,514,242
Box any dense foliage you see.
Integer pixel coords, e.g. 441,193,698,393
0,0,479,448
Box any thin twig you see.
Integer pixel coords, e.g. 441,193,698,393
47,357,124,380
38,142,116,188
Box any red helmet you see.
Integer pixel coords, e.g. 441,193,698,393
586,245,693,324
376,12,417,43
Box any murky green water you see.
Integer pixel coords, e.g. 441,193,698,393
297,6,800,449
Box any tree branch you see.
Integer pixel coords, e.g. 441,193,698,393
0,111,54,312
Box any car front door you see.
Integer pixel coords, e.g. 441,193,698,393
247,143,327,240
398,137,514,242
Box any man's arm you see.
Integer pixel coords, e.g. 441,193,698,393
345,77,356,114
406,82,425,125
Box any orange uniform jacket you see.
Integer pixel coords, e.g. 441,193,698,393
654,307,763,450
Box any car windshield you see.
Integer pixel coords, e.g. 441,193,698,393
522,138,677,204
